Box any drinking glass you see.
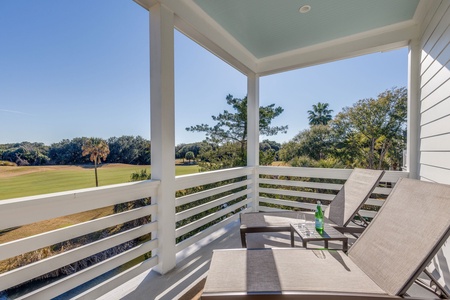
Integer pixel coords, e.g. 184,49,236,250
297,213,306,229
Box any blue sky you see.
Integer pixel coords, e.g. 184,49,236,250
0,1,408,146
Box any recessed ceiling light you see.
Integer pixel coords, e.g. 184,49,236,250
299,5,311,13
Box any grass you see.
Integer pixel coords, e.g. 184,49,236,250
0,163,199,200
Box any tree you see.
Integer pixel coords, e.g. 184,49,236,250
185,151,195,164
82,138,110,187
278,125,334,162
107,135,150,165
331,87,407,169
307,102,333,125
49,138,90,165
186,94,288,166
293,124,334,161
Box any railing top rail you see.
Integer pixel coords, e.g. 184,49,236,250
0,179,161,204
175,166,253,190
258,166,408,182
0,180,160,229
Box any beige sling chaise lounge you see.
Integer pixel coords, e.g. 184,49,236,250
202,178,450,299
240,168,385,247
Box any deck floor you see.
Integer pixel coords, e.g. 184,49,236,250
99,221,438,300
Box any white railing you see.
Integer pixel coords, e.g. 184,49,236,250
258,166,409,218
0,166,409,299
174,167,253,253
0,180,160,299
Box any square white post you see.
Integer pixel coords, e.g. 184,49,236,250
407,39,421,179
149,3,176,274
247,73,260,211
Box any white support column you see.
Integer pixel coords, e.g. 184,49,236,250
407,39,421,179
247,73,260,211
149,3,176,274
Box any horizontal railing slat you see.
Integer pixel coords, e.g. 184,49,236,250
259,167,408,183
0,204,157,261
175,212,244,253
359,209,377,218
0,180,160,229
259,179,392,196
0,222,157,291
365,198,384,207
176,179,251,207
74,253,159,300
259,166,352,179
175,167,252,191
259,187,335,201
175,198,252,238
176,189,250,222
259,197,317,211
18,239,158,300
259,178,342,190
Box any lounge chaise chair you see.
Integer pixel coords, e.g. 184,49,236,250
202,178,450,299
240,168,385,247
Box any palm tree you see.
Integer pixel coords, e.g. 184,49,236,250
82,138,110,187
307,102,333,125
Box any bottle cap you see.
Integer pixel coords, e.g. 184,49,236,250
317,200,321,205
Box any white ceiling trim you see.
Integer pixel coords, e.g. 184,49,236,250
174,16,256,76
413,0,435,23
134,0,159,11
166,0,258,75
134,0,258,75
257,20,420,76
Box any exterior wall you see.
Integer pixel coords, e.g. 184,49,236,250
418,0,450,294
419,0,450,183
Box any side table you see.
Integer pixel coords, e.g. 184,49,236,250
290,223,348,252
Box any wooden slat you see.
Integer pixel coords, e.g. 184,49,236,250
176,212,242,252
365,198,384,207
175,167,252,191
17,239,158,300
175,198,252,238
259,178,342,190
259,197,317,211
359,209,377,218
259,198,378,219
0,180,160,229
74,254,158,300
259,187,335,202
0,204,157,261
372,187,392,195
0,222,157,291
380,171,409,182
176,179,251,206
176,189,250,222
259,166,352,179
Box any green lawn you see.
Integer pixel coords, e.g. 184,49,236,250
0,164,199,200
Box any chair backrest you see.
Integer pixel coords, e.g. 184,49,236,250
348,178,450,296
324,168,385,227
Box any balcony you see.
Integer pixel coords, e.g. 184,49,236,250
1,166,415,299
2,0,450,298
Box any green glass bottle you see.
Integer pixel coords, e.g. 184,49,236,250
315,200,324,234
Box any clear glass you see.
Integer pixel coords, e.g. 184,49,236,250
297,213,306,228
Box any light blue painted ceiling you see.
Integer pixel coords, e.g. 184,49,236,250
193,0,420,59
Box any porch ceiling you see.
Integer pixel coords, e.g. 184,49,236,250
135,0,427,75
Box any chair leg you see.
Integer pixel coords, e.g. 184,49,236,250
240,230,247,248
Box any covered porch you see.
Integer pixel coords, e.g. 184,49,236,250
1,0,450,298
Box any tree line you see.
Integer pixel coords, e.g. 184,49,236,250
0,87,406,171
0,136,151,166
